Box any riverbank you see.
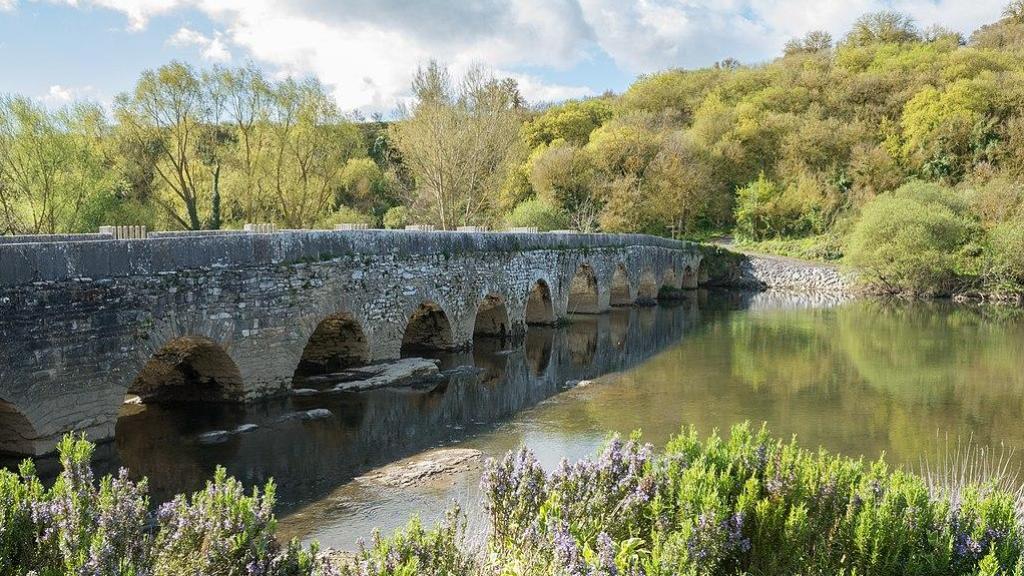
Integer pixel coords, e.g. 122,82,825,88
700,244,857,296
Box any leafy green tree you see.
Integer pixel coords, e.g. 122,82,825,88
844,11,921,46
390,61,524,229
0,97,112,234
115,62,213,230
529,142,598,231
522,98,613,148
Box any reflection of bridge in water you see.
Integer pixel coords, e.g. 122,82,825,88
34,301,701,512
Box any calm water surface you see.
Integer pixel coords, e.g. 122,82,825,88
11,291,1024,550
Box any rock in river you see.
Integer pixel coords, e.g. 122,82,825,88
354,448,483,488
326,357,442,392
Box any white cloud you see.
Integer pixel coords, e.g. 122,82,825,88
39,84,98,106
50,0,1010,112
0,0,17,12
578,0,1009,72
168,26,231,62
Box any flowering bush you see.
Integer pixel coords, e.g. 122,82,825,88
0,434,336,576
7,425,1024,576
472,423,1024,576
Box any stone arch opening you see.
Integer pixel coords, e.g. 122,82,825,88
610,264,633,306
295,312,369,379
525,279,555,325
682,264,699,289
401,301,455,354
0,399,38,456
567,264,600,314
474,294,510,338
637,272,660,304
129,336,244,403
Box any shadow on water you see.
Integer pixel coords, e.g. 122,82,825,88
4,294,709,516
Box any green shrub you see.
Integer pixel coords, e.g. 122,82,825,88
504,197,570,231
988,220,1024,290
383,206,410,229
847,181,982,295
316,205,376,229
734,173,831,241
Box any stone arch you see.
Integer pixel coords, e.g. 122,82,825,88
129,336,245,403
567,263,601,314
474,294,511,337
637,271,660,303
525,279,555,325
0,399,39,456
610,264,633,306
682,263,700,289
401,301,455,354
294,312,369,378
662,267,681,291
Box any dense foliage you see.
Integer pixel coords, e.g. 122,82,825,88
348,423,1024,576
0,435,336,576
6,6,1024,293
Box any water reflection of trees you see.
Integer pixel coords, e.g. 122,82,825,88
651,299,1024,468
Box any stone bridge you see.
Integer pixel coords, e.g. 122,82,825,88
0,230,703,456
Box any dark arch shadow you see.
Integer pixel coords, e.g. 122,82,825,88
525,279,555,325
682,264,700,289
610,264,633,306
129,336,245,403
568,315,599,366
294,312,369,381
474,294,511,338
637,271,660,305
567,264,601,314
0,399,39,456
401,301,455,355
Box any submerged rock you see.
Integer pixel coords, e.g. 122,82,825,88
233,423,259,434
301,408,333,421
197,430,230,444
326,357,442,392
292,388,319,396
355,448,483,488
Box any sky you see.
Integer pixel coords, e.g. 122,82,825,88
0,0,1011,116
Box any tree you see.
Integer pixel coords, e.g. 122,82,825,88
784,30,833,55
845,11,920,46
213,65,272,223
0,97,111,234
115,62,213,230
263,78,360,228
529,142,598,231
390,61,523,229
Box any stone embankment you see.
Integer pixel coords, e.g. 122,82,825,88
744,253,854,294
701,244,856,296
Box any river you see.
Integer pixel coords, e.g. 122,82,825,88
8,290,1024,551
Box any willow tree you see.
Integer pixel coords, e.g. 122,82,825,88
390,62,524,229
0,96,111,234
263,78,361,228
114,62,213,230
